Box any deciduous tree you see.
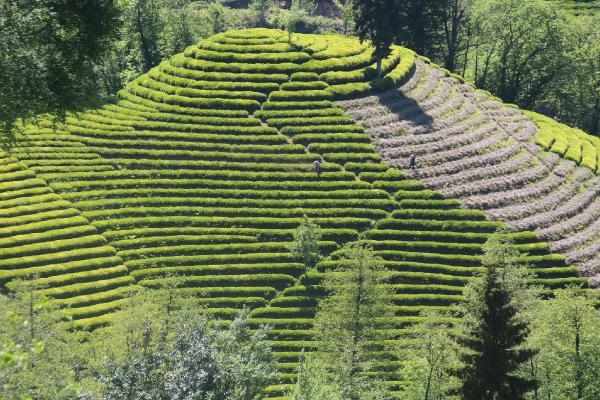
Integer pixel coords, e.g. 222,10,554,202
288,353,342,400
528,287,600,400
289,216,321,276
0,0,118,148
400,311,458,400
468,0,569,108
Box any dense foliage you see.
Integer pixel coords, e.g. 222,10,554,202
394,0,600,135
0,0,118,148
1,288,277,400
312,243,395,400
351,0,404,76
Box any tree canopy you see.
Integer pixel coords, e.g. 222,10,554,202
351,0,404,77
0,0,118,148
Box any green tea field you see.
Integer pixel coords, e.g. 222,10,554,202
2,28,598,398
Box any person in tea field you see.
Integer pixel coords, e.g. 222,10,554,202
310,160,322,177
409,154,417,170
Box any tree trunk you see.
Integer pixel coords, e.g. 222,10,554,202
591,95,600,135
575,323,583,399
424,336,434,400
348,259,365,400
135,0,153,72
530,358,538,400
376,56,383,78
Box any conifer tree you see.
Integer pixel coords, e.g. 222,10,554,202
351,0,403,77
453,232,537,399
312,242,394,400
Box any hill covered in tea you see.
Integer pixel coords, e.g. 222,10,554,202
1,28,597,397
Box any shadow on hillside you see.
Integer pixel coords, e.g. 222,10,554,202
374,89,434,133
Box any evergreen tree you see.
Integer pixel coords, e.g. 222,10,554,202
453,232,537,399
351,0,404,77
312,242,394,400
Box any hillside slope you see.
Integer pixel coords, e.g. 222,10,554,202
1,28,593,397
339,57,600,287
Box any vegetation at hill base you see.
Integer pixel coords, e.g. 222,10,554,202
3,233,600,399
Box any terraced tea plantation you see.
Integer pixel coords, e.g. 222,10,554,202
0,28,596,398
340,57,600,287
547,0,600,14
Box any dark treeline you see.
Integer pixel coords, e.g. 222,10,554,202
393,0,600,135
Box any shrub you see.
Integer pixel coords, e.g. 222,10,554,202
323,152,382,163
344,162,390,173
268,90,334,102
94,216,373,233
148,69,280,94
280,81,330,91
308,143,375,154
255,108,344,119
293,133,371,146
22,265,128,290
117,90,255,116
173,53,299,74
300,48,375,73
185,47,312,64
395,189,444,200
373,180,425,192
281,125,363,135
0,256,123,285
35,275,135,299
0,208,80,230
124,83,262,111
0,246,117,271
131,263,305,281
160,60,289,83
84,205,386,222
376,218,504,233
65,298,129,320
197,40,295,53
0,235,107,259
261,100,333,110
136,76,267,102
139,273,296,291
358,169,404,182
290,72,320,81
391,208,488,221
267,116,354,128
49,285,139,308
